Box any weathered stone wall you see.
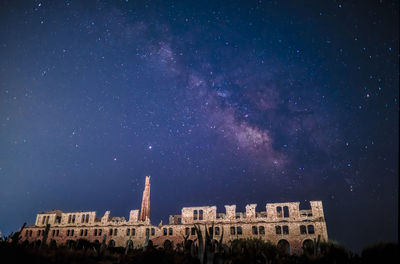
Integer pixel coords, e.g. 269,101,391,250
20,201,328,255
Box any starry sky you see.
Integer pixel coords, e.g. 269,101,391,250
0,0,398,252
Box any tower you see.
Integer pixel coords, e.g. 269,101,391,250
139,176,151,221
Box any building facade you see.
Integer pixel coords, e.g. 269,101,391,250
20,177,328,254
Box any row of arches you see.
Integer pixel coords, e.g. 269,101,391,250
25,237,315,255
277,239,315,255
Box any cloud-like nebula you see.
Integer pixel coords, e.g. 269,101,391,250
92,8,340,175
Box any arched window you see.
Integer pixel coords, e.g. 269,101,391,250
126,239,134,251
94,229,98,236
283,206,290,218
108,240,115,248
199,210,204,220
185,227,190,236
68,215,72,224
191,227,196,235
215,227,220,236
86,214,89,223
300,225,307,234
283,225,289,235
67,230,70,236
168,228,173,235
151,228,155,236
303,239,314,255
98,229,102,236
114,229,118,236
42,216,45,224
276,206,283,217
80,229,83,236
37,230,41,236
71,230,74,236
277,239,290,255
72,215,76,223
193,210,198,220
252,226,258,235
25,230,29,237
126,228,130,236
275,226,282,235
81,215,85,223
131,228,135,236
163,228,167,236
29,230,33,237
52,230,55,237
109,229,113,236
307,225,315,234
208,227,213,235
84,229,88,236
163,239,172,250
237,226,243,235
56,230,59,236
230,226,235,235
259,226,265,235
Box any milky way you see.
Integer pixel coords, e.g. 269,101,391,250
0,0,398,251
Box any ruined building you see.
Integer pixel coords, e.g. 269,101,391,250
20,177,328,254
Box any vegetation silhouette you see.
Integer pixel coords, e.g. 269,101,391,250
1,225,398,264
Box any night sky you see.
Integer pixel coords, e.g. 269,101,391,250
0,0,398,252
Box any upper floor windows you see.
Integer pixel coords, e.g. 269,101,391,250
276,225,289,235
68,214,76,224
276,206,290,218
193,209,204,220
199,210,203,220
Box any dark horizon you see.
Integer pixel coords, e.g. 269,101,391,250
0,0,398,253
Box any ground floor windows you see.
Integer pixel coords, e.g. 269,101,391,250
307,225,315,234
215,226,220,236
79,229,88,237
66,229,74,236
300,224,315,235
276,225,289,235
230,226,242,235
283,226,289,235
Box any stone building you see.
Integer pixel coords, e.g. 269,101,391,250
20,177,328,254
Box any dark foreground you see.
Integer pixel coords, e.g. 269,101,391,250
1,238,398,264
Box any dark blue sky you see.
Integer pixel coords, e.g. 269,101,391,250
0,0,398,252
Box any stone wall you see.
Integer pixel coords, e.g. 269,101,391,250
20,201,328,255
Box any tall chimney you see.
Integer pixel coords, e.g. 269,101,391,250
139,176,151,221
